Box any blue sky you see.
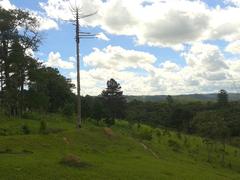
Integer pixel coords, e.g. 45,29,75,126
1,0,240,95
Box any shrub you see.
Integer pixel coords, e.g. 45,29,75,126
62,103,75,117
177,132,182,139
168,139,181,152
163,129,171,137
115,120,129,129
21,124,30,135
104,118,115,127
0,128,7,136
39,120,47,134
132,124,153,140
22,112,42,120
61,154,89,168
154,128,162,137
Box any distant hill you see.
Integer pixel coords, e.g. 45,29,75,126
126,93,240,102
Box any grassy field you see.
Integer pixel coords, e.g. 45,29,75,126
0,114,240,180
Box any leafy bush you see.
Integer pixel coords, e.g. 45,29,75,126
154,128,162,137
132,124,153,140
104,118,115,127
115,120,129,129
21,124,30,135
22,112,42,120
62,103,75,117
61,154,90,168
168,139,181,152
0,128,8,136
39,120,47,134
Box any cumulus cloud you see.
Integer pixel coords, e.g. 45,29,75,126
225,40,240,54
44,52,74,69
96,32,110,41
0,0,15,10
39,0,240,50
70,43,240,95
0,0,58,31
83,45,156,71
37,16,59,31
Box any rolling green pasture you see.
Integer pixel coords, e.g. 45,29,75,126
0,114,239,180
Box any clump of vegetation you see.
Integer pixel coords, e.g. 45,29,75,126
39,120,47,134
62,103,75,117
154,128,162,137
21,124,30,135
0,128,8,136
115,120,129,129
132,124,153,140
168,139,181,152
60,154,90,168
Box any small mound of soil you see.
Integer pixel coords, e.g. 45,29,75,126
60,154,90,168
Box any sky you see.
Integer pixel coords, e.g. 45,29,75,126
1,0,240,95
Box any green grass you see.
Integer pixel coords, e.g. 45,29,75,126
0,115,240,179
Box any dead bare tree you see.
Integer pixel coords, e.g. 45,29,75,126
69,2,97,128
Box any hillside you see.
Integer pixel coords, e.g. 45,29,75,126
0,115,240,180
126,93,240,102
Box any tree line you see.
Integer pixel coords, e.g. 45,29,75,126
0,7,75,116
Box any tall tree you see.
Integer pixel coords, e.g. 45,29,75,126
217,89,228,107
101,79,126,126
0,7,40,116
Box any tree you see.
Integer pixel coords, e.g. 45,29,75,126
192,111,230,164
101,79,126,126
166,95,174,106
92,97,105,125
217,89,228,107
27,66,75,113
0,7,40,116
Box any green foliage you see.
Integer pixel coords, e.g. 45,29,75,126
132,124,153,140
101,79,126,122
168,139,182,152
115,120,130,129
154,128,162,137
21,124,30,135
104,118,115,127
62,103,75,117
39,120,47,134
217,89,228,107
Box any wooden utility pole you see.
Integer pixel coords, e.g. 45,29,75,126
70,5,97,128
75,10,81,128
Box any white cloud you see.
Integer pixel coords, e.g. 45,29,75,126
183,43,228,72
83,45,156,71
37,16,59,31
0,0,15,10
44,52,74,69
225,40,240,54
25,48,35,58
96,32,110,41
70,43,240,95
40,0,240,50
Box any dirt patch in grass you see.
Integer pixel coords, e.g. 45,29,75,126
60,154,91,168
103,127,114,138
